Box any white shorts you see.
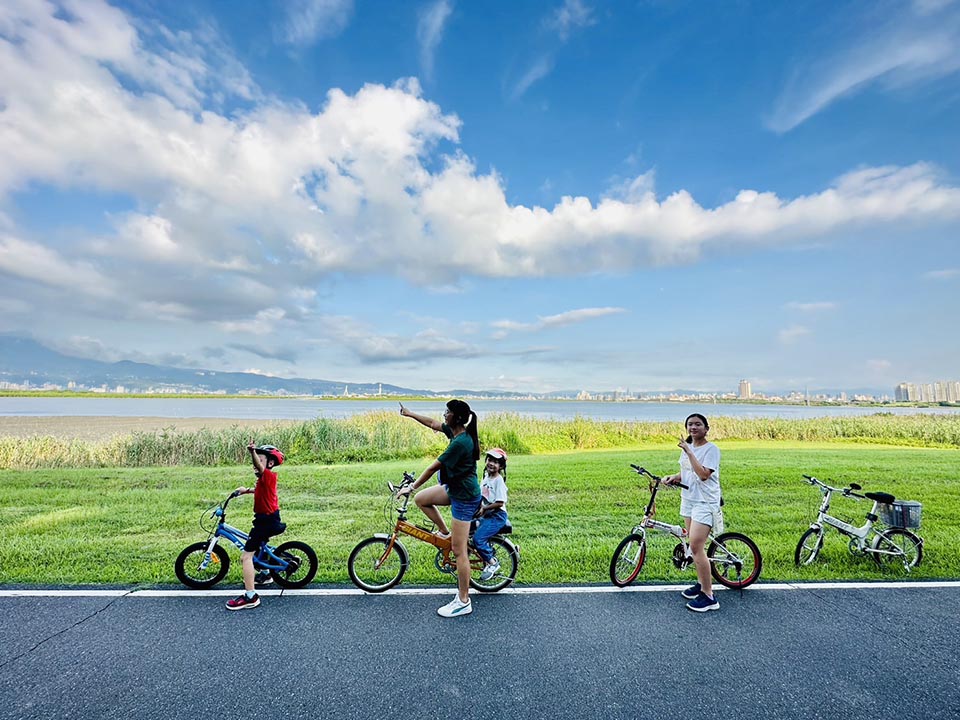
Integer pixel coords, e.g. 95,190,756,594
680,498,723,533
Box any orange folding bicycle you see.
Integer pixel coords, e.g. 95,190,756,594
347,472,519,593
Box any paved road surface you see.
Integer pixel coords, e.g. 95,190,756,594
1,585,957,720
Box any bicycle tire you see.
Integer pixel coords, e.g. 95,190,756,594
347,537,408,593
271,540,319,588
794,528,825,566
175,542,230,589
708,532,762,589
609,533,646,587
871,528,923,572
469,536,519,593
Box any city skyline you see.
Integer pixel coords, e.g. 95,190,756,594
0,1,958,393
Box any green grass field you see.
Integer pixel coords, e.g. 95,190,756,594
1,442,957,587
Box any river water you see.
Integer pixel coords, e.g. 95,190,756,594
0,397,955,422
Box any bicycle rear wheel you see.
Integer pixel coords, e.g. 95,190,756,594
794,528,825,566
175,542,229,589
708,532,762,589
271,540,318,588
609,533,646,587
348,537,408,593
469,536,519,593
871,528,923,572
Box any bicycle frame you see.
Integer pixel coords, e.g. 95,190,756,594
803,478,883,553
372,475,504,574
610,464,762,589
373,490,459,571
197,496,290,574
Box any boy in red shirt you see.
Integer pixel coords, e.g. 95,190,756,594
226,443,285,611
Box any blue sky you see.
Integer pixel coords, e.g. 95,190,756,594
0,0,958,394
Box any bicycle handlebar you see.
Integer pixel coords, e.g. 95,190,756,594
801,475,865,498
630,464,687,489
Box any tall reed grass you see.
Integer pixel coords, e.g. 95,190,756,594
0,412,958,469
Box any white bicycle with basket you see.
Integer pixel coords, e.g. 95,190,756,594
794,474,923,572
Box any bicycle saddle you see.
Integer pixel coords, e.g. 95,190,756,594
865,492,895,504
496,522,513,535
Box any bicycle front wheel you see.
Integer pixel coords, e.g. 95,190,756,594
794,528,825,566
175,542,229,589
469,536,519,593
271,541,318,588
609,533,646,587
348,537,408,593
708,532,762,589
871,528,923,572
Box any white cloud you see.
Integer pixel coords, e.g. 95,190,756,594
778,325,811,344
320,315,483,363
417,0,453,82
491,307,625,338
277,0,353,46
1,2,959,342
768,2,960,132
546,0,595,41
510,56,554,99
509,1,595,99
923,268,959,279
0,234,111,298
785,301,837,312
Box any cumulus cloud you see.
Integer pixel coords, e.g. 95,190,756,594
276,0,353,46
0,234,112,298
417,0,453,82
1,1,959,353
768,1,960,132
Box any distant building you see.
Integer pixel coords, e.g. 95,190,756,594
896,380,960,402
738,379,752,399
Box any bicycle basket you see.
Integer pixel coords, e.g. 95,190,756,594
878,501,922,529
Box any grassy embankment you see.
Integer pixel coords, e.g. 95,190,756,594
1,440,957,587
1,411,958,469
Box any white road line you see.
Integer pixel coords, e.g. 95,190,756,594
1,581,959,598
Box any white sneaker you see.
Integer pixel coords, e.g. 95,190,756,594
480,559,501,581
437,595,472,618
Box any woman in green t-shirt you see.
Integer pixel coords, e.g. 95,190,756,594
398,399,481,617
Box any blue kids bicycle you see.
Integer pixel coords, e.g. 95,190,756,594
175,490,318,589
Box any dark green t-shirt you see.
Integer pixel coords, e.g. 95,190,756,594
438,424,481,501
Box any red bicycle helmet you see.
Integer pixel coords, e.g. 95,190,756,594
256,445,285,466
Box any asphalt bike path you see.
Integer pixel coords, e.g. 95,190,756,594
0,583,957,720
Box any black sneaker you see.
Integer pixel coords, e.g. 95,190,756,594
685,593,720,613
680,582,701,600
254,571,274,587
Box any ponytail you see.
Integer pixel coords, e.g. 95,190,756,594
447,399,480,461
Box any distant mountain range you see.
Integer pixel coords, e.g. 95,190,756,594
0,335,889,398
0,335,439,396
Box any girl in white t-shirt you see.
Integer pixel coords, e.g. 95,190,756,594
473,448,509,581
663,413,722,613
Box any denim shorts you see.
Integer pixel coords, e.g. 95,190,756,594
450,496,482,522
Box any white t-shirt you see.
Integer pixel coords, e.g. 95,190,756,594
481,474,507,508
678,442,721,505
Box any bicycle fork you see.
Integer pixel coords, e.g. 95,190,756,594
197,534,222,572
